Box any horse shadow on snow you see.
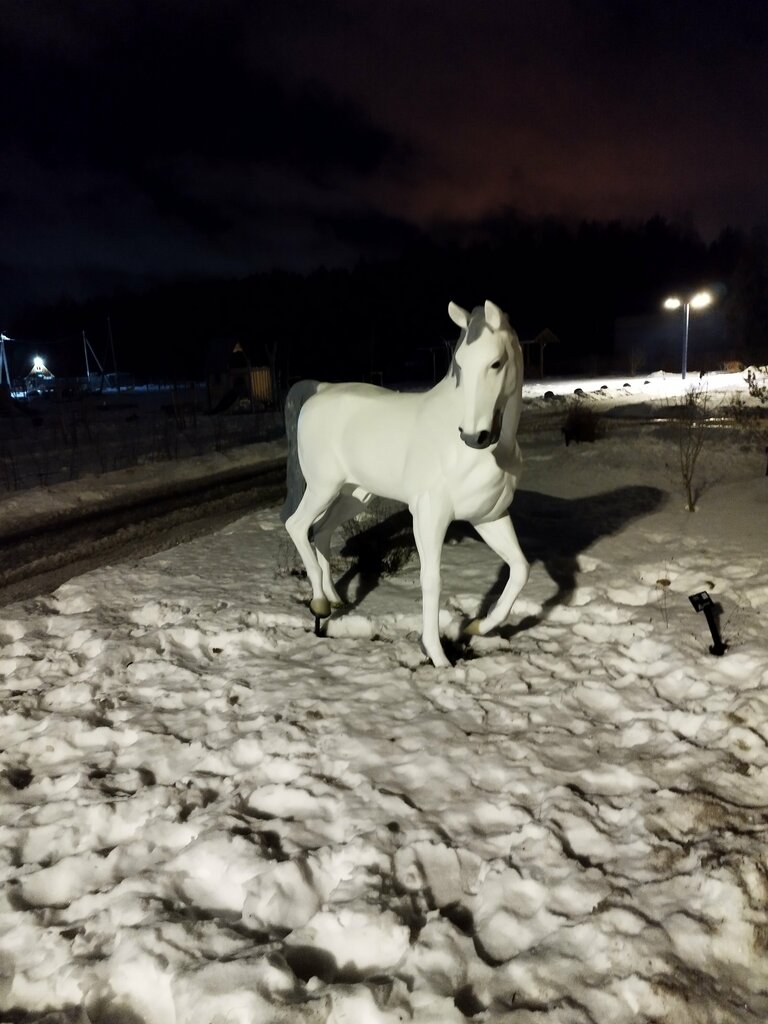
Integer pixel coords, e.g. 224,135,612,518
336,485,667,646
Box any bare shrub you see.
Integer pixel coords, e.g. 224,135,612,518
0,446,19,491
674,385,710,511
746,368,768,404
160,418,179,461
341,499,414,577
628,345,645,376
276,534,304,578
212,416,226,453
723,392,753,426
656,576,671,627
562,400,605,446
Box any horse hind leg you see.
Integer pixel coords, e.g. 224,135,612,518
312,492,369,608
285,483,344,618
466,516,529,635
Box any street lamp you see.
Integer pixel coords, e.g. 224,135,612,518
662,290,713,379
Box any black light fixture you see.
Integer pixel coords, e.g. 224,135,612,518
689,591,727,656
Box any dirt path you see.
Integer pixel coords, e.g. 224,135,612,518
0,460,286,607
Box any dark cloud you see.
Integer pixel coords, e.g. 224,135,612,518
2,0,767,316
1,4,399,180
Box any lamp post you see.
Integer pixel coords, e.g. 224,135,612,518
662,291,713,380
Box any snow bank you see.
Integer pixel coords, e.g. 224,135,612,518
1,372,767,1021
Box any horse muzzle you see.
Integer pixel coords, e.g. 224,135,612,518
459,409,503,449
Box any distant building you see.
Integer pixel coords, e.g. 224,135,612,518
614,309,727,375
520,329,560,378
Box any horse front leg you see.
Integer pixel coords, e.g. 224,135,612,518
465,515,529,635
411,496,451,668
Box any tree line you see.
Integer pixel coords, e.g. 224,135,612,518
11,214,768,390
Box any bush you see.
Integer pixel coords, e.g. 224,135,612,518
675,385,709,511
341,499,415,577
562,400,605,446
745,368,768,404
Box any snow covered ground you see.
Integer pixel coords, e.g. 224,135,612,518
1,371,767,1023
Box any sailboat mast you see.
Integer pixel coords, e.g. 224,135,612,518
0,335,12,391
83,330,91,381
107,317,118,390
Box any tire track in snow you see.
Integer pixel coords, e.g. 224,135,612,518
0,459,286,606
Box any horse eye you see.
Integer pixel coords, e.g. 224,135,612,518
490,360,501,370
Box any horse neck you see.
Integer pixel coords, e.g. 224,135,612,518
429,371,463,409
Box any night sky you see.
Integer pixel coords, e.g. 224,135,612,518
3,0,768,320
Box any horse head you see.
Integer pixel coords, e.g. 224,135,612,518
448,299,522,450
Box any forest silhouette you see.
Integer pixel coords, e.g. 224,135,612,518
9,214,768,387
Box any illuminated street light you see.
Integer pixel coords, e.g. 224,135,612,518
662,290,713,379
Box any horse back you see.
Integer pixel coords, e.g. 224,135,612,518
296,382,429,501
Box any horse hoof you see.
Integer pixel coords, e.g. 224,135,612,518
419,639,451,669
310,597,332,618
464,618,483,636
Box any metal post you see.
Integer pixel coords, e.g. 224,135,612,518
681,302,690,380
0,336,11,391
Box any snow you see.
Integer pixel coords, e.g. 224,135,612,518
1,370,767,1022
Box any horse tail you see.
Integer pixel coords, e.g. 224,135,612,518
280,380,321,523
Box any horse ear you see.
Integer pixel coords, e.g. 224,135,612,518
485,300,503,330
448,301,469,328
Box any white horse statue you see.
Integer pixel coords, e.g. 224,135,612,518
281,299,529,668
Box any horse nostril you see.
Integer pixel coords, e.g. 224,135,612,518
476,430,489,446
